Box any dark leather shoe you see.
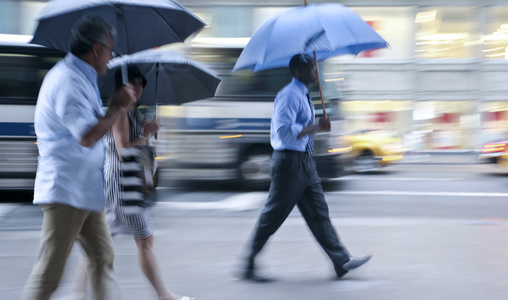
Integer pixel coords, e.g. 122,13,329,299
335,267,348,279
243,270,275,283
342,255,372,271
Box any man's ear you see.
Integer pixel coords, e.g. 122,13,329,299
294,67,302,77
92,42,101,57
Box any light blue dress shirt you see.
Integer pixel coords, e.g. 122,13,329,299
33,53,106,211
271,78,315,152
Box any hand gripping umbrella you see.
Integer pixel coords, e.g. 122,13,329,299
233,2,388,117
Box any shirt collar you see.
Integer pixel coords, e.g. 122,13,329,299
65,53,98,86
292,78,309,95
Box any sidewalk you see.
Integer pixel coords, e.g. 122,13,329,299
2,205,508,300
3,215,508,300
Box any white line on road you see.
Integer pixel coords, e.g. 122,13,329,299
0,204,17,220
329,191,508,197
157,192,268,211
157,190,508,212
334,176,461,181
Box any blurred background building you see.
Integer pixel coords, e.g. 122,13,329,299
3,0,508,151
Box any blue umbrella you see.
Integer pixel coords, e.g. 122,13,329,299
233,3,388,116
234,3,388,73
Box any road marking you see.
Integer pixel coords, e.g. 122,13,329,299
157,192,267,211
0,204,17,221
157,189,508,212
334,176,461,181
329,191,508,197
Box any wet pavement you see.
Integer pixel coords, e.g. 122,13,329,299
1,206,508,299
1,162,508,299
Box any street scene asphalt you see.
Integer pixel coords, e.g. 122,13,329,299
1,161,508,300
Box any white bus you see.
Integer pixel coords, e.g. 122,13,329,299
0,35,65,190
155,43,353,188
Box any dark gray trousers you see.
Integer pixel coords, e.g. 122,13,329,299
247,150,350,275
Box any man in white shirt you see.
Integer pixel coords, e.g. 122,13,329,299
21,16,136,300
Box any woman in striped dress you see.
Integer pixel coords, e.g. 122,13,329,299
103,66,195,300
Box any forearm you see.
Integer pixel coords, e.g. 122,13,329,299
125,135,149,147
297,124,319,139
80,107,125,147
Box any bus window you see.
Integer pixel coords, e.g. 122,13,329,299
0,51,62,104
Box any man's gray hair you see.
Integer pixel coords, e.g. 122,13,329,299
69,15,116,56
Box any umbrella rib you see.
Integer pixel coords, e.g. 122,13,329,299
313,6,360,55
317,8,336,53
149,7,183,43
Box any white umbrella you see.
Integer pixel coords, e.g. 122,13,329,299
99,48,221,106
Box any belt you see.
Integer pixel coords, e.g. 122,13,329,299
275,149,309,157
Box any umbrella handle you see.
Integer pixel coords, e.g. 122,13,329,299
313,51,327,119
121,64,129,85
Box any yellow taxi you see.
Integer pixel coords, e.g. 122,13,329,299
344,129,405,172
478,141,508,163
495,143,508,168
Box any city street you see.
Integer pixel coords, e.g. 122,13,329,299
1,161,508,299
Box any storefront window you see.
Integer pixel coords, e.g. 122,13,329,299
483,7,508,59
341,100,480,150
413,101,479,150
340,100,413,137
415,7,476,58
349,7,415,59
480,102,508,143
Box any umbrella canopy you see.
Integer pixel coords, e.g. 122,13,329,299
99,48,221,106
31,0,205,55
233,3,388,72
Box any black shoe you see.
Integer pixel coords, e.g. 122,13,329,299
335,267,348,279
342,255,372,271
243,269,275,283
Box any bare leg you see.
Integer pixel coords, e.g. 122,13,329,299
135,236,195,300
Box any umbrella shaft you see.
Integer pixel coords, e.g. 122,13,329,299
313,52,326,118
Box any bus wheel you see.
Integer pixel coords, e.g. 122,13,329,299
239,147,272,188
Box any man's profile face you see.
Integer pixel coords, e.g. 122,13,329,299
298,62,317,85
96,35,114,75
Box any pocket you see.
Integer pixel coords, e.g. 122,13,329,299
269,152,292,177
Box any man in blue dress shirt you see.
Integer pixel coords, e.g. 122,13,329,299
21,16,136,300
240,54,371,282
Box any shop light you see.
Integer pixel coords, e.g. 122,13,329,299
483,147,505,153
420,33,469,40
482,47,505,52
324,78,344,82
482,143,507,153
487,53,505,57
415,10,437,23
